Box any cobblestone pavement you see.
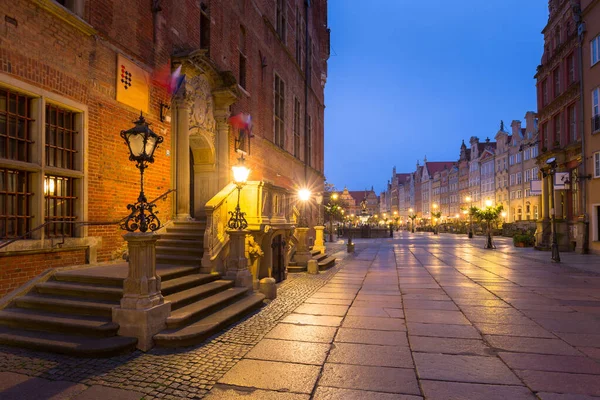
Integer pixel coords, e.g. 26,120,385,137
0,243,351,400
3,233,600,399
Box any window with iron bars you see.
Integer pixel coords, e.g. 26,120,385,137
0,88,34,238
0,85,83,240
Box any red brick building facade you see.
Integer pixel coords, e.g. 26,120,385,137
0,0,329,296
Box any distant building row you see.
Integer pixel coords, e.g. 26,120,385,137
380,112,540,228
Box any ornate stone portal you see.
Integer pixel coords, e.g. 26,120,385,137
172,52,238,221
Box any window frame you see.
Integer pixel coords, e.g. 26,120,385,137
273,74,285,149
591,35,600,66
0,76,87,242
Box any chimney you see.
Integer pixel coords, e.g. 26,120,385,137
511,120,522,137
524,112,536,131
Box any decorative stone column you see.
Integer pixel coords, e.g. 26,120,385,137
225,230,253,290
214,111,231,192
313,225,325,254
293,227,312,266
112,233,171,352
174,98,191,220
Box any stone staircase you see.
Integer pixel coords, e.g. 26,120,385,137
0,220,265,356
288,249,336,273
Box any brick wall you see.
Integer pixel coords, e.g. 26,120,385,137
0,249,86,297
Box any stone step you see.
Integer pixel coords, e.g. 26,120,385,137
164,280,234,311
156,254,202,267
156,245,203,257
166,228,206,236
0,308,118,337
159,232,204,241
166,287,249,328
287,264,307,273
318,256,336,271
157,265,202,282
157,239,204,249
0,326,137,357
53,271,123,287
313,253,328,262
310,249,321,257
160,273,220,296
168,221,206,230
154,293,265,347
14,294,117,317
35,281,123,301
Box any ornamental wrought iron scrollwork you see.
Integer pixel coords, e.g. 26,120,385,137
120,200,161,233
227,205,248,230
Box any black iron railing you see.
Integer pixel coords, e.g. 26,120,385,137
0,188,175,251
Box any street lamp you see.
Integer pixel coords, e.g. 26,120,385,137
227,156,250,230
546,157,560,262
408,208,416,233
315,192,323,226
120,113,164,232
328,192,339,242
483,199,495,249
298,188,311,227
431,203,441,235
466,195,474,238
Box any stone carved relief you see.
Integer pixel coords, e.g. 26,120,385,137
184,74,216,142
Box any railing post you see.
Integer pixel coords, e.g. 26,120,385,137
225,229,253,290
112,232,171,351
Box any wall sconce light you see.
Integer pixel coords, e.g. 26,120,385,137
159,102,171,123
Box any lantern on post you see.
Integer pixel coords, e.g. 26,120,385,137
120,113,164,233
228,156,250,230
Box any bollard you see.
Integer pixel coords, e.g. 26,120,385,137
307,259,319,274
347,235,355,253
259,277,277,299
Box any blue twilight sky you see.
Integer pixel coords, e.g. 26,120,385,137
324,0,548,193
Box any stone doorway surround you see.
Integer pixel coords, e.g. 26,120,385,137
171,50,239,222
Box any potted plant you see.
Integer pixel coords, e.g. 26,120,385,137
513,233,535,247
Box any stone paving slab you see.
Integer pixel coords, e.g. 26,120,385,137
327,342,414,368
318,363,420,395
341,316,406,331
334,328,409,346
218,359,320,394
313,386,422,400
498,352,600,374
413,353,522,385
244,338,329,365
203,385,309,399
264,323,337,343
515,369,600,397
409,336,493,356
419,380,536,400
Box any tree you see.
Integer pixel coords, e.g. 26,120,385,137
431,210,442,234
471,204,504,249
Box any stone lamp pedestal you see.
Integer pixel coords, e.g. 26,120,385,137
112,232,171,352
225,230,253,290
293,227,312,266
313,225,326,254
